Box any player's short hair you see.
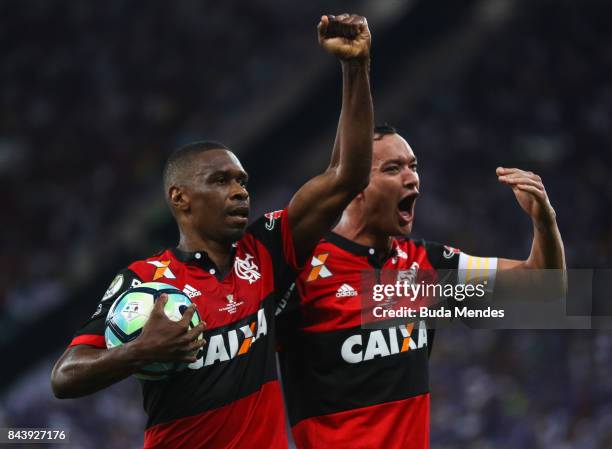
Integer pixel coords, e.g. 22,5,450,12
373,124,398,141
163,140,229,195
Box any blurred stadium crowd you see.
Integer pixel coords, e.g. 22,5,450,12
0,0,350,331
1,0,611,448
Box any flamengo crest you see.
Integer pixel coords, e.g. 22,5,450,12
234,253,261,284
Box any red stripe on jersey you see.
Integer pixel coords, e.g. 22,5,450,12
69,334,106,348
298,239,437,333
127,245,276,333
291,393,430,449
143,380,289,449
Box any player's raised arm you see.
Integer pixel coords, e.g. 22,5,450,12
455,167,567,298
494,167,566,272
287,14,373,264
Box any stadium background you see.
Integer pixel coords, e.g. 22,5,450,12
1,0,611,448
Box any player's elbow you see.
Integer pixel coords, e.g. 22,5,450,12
51,385,71,400
50,355,81,399
50,366,70,399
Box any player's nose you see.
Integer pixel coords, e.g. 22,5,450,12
402,170,419,191
229,181,249,201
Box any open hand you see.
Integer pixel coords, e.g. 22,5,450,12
497,167,556,227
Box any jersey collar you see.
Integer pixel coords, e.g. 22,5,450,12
324,232,399,267
171,243,238,280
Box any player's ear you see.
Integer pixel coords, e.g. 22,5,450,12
169,185,190,212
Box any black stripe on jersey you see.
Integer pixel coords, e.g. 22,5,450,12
142,295,278,428
248,214,297,297
73,268,143,339
324,232,396,268
278,324,430,426
417,239,461,270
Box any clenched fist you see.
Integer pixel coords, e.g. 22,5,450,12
318,14,371,61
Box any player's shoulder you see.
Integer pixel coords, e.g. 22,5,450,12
240,208,290,253
400,236,458,253
400,237,461,268
126,248,178,282
96,249,175,308
246,209,287,236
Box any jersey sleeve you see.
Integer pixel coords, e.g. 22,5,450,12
249,208,303,281
249,209,300,269
423,241,498,292
247,208,309,312
68,268,143,348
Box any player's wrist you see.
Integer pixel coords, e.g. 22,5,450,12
121,339,154,368
341,57,370,69
532,208,557,232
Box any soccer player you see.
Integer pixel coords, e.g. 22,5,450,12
277,125,566,449
51,14,373,449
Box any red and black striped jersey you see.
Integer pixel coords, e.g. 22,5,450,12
277,232,497,449
69,209,298,449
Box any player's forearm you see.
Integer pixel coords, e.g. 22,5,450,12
332,59,373,191
525,217,566,270
51,344,146,398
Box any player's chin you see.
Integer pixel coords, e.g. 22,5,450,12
223,219,248,241
395,220,413,236
224,228,246,244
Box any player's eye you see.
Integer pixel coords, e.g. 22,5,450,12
215,176,227,185
384,165,400,174
238,178,248,188
410,163,418,172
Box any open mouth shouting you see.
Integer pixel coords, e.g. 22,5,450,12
397,193,418,225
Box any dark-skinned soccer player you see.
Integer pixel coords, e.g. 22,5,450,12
51,14,373,449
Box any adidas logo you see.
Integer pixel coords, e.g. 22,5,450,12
336,283,357,298
183,284,202,299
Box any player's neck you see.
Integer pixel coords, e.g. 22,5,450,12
333,220,392,254
177,233,234,273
